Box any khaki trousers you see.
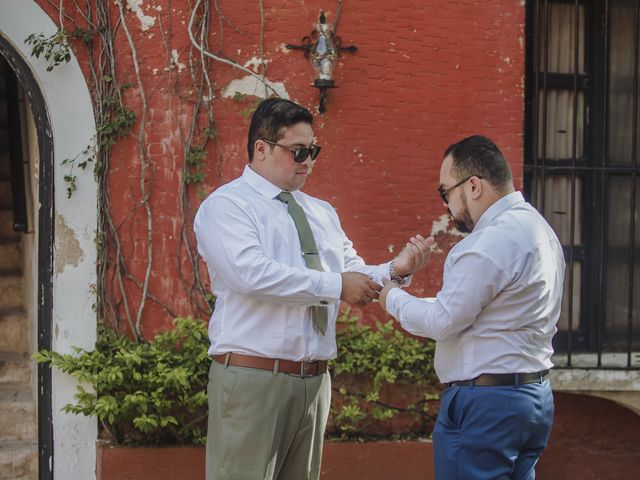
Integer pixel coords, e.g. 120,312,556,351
206,359,331,480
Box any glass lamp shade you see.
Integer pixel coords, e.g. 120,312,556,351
310,20,337,86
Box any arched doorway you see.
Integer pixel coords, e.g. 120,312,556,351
0,2,98,479
0,46,46,479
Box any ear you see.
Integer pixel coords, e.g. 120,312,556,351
469,176,483,200
253,139,267,161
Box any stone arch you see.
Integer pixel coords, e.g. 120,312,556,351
0,2,97,479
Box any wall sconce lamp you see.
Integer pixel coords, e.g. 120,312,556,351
286,11,357,113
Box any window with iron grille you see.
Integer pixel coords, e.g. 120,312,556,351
525,0,639,368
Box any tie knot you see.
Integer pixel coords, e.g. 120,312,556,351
277,191,294,204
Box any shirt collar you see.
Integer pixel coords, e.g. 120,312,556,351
474,191,524,231
242,164,294,200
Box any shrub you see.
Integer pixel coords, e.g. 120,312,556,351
329,310,440,440
35,317,210,445
36,312,440,445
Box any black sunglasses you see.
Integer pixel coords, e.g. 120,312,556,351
438,175,484,204
262,139,321,163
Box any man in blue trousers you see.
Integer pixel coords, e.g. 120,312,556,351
380,135,565,479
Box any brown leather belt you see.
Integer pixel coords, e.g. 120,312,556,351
443,370,550,388
213,352,328,377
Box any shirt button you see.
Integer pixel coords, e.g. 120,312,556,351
320,300,328,305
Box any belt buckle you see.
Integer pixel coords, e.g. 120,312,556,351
300,361,313,377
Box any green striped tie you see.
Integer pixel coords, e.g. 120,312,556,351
277,191,328,335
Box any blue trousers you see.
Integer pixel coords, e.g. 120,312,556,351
433,380,554,480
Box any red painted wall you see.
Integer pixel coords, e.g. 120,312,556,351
37,1,525,335
95,393,640,479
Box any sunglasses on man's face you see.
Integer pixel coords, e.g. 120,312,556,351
438,175,484,204
262,139,322,163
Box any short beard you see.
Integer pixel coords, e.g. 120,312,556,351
450,192,475,234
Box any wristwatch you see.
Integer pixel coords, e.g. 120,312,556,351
389,260,409,284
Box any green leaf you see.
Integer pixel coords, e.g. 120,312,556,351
37,318,210,445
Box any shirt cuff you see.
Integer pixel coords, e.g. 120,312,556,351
385,286,409,317
319,271,343,302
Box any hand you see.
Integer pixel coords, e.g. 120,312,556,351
392,235,435,277
379,279,400,311
340,272,382,306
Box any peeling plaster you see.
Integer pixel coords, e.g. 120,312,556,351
126,0,156,31
222,75,290,100
55,214,84,274
279,43,292,54
244,56,268,73
430,213,467,252
430,214,452,236
168,49,186,73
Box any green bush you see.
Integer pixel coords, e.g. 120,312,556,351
36,312,440,445
35,317,210,445
329,310,440,440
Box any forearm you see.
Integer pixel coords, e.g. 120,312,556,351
385,288,451,340
207,245,343,306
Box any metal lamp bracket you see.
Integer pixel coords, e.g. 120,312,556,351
286,12,357,113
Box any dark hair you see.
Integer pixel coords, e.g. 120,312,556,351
247,98,314,161
443,135,513,193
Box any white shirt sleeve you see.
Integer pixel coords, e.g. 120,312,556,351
195,195,342,306
333,214,394,285
386,250,509,341
342,238,391,284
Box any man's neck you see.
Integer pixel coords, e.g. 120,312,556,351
472,187,515,224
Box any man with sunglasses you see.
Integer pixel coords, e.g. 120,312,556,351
380,135,565,480
194,98,430,480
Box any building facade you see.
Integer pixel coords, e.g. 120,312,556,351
0,1,637,478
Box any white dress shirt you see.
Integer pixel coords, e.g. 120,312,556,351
386,192,565,383
194,165,391,361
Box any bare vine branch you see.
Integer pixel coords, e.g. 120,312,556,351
180,0,217,318
258,0,268,98
116,0,152,339
187,0,280,97
333,0,344,34
39,0,277,339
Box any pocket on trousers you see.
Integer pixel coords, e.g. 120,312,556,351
208,361,216,384
219,369,239,417
440,386,465,429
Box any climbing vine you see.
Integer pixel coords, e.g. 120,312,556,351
27,0,277,341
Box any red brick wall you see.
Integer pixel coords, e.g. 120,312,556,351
37,1,525,335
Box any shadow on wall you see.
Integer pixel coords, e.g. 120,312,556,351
538,392,640,480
